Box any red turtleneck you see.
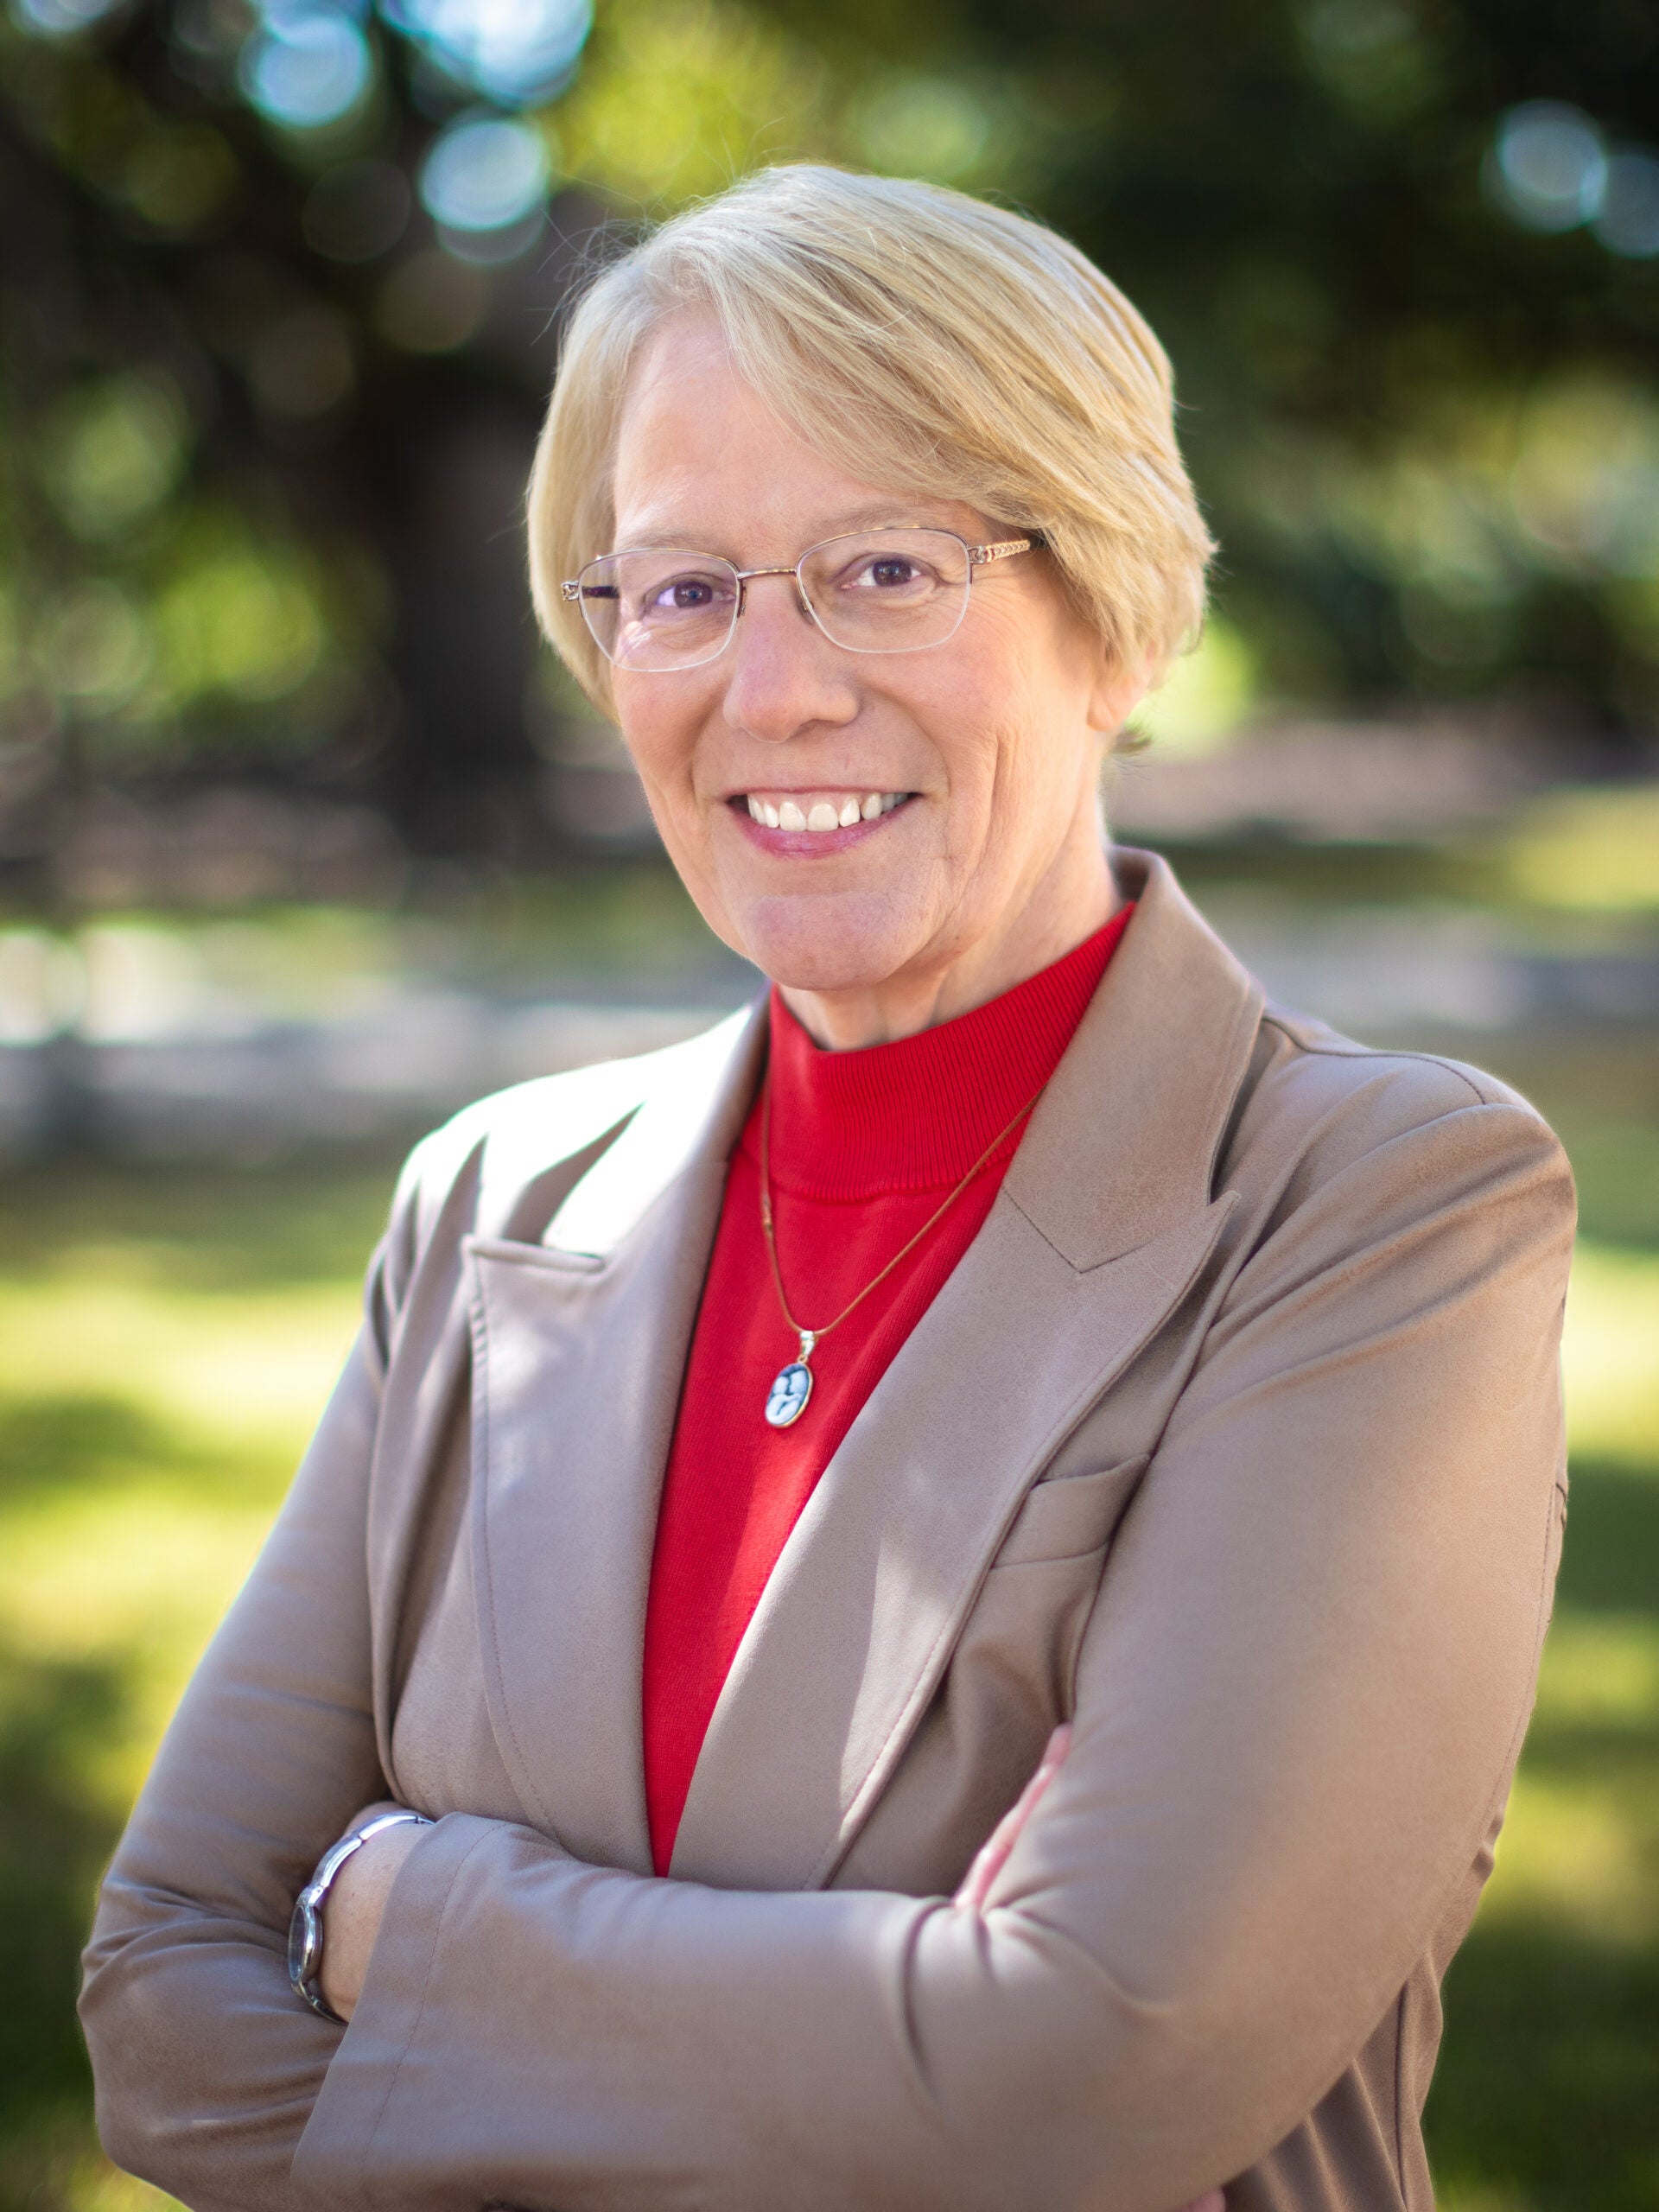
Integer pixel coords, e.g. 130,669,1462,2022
641,904,1134,1873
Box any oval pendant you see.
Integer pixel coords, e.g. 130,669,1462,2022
765,1360,813,1427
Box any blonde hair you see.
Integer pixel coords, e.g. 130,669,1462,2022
527,165,1214,709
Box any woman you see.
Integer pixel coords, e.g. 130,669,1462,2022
81,167,1574,2212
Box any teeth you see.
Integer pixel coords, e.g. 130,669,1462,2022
746,791,906,830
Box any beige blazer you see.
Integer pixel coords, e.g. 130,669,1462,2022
80,849,1575,2212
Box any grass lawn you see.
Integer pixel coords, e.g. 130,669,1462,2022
0,1153,1654,2211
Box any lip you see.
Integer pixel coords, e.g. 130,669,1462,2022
724,791,912,855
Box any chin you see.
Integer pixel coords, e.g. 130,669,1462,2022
736,888,924,996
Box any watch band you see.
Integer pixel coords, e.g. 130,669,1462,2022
287,1809,433,2022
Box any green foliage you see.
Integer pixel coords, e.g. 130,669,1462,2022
1431,1929,1659,2211
1426,1455,1659,2209
554,0,832,205
40,372,193,543
0,1646,124,2137
2,0,1657,842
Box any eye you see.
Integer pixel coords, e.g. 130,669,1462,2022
637,570,734,619
652,576,717,611
842,553,937,593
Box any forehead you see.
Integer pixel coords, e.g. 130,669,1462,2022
609,314,984,556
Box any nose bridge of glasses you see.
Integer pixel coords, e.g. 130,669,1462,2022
733,562,813,622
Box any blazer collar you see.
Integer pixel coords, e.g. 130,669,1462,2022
461,849,1263,1884
541,1000,766,1256
500,844,1258,1272
1001,846,1264,1268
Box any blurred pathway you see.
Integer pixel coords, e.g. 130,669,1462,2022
0,897,1654,1160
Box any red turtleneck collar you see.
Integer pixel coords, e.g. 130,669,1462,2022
763,905,1134,1199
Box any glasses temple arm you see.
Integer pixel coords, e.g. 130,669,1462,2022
967,533,1046,569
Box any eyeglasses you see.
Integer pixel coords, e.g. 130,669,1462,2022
561,526,1039,674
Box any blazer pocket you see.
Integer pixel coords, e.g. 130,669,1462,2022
990,1454,1151,1567
463,1231,607,1274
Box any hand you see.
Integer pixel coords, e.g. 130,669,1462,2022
317,1814,426,2024
953,1731,1225,2212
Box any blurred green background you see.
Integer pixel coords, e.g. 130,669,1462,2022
2,0,1657,2205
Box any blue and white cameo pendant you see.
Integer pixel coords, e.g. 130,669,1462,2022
765,1330,817,1427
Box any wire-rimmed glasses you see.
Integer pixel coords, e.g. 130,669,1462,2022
561,526,1038,674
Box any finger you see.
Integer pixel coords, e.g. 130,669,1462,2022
953,1812,1017,1914
1039,1720,1071,1771
955,1760,1052,1910
954,1724,1073,1910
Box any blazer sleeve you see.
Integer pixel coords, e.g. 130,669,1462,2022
77,1181,419,2212
282,1094,1573,2212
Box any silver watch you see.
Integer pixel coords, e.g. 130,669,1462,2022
287,1809,433,2021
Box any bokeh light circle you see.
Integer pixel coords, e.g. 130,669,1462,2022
418,112,549,233
9,0,125,37
238,10,374,131
1492,101,1607,233
379,0,591,107
1594,150,1659,260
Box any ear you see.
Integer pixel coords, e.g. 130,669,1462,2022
1084,641,1156,742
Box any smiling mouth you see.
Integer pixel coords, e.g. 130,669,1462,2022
737,791,911,832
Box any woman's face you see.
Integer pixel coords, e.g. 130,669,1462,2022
606,317,1139,1045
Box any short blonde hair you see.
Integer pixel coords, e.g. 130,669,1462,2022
527,165,1214,710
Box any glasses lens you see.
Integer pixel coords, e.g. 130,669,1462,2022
577,550,741,671
798,530,970,653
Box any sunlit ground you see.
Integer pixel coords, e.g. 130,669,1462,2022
0,1147,1655,2210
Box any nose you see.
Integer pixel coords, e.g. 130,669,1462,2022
721,572,859,745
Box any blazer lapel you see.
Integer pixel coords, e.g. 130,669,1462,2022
670,1189,1237,1891
463,1001,766,1875
671,852,1265,1891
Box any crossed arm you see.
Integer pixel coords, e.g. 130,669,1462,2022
318,1735,1224,2212
316,1725,1072,2024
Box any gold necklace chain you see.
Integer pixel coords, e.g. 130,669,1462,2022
758,1071,1049,1370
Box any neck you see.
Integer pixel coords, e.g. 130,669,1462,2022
778,829,1116,1051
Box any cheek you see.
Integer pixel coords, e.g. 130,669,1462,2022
921,628,1048,788
923,682,1038,829
614,686,710,805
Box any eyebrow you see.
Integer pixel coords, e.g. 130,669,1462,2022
607,499,966,555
